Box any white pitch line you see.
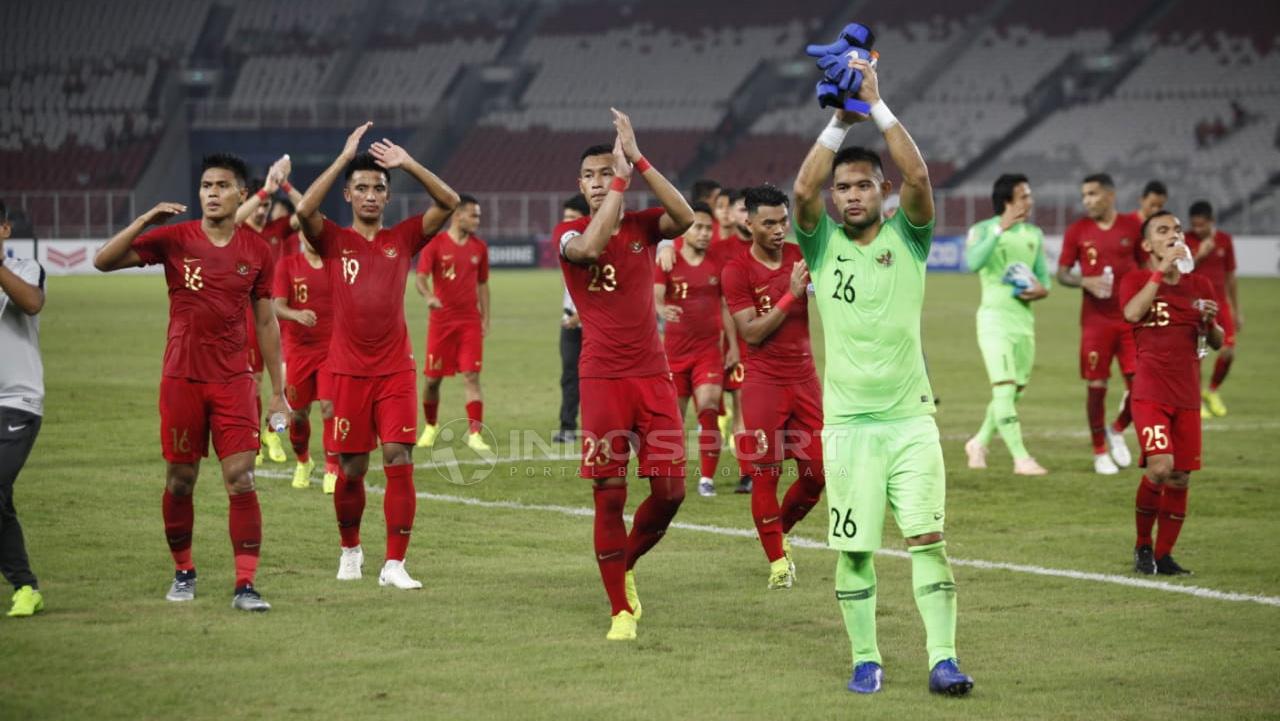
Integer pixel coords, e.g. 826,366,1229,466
257,468,1280,608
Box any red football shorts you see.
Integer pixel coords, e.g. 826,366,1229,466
579,374,686,479
1217,301,1236,348
737,376,823,465
328,369,418,453
159,375,259,463
669,347,724,398
1132,398,1201,471
1080,319,1137,380
425,318,483,377
724,361,746,392
286,362,331,409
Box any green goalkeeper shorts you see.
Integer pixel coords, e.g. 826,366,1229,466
977,321,1035,386
822,415,946,552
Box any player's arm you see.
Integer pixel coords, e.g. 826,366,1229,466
963,222,999,272
234,156,289,225
94,202,187,272
564,139,632,264
1227,270,1240,330
272,296,317,327
0,259,44,315
611,108,693,239
850,59,933,226
478,281,490,337
297,122,372,239
732,260,809,346
253,296,288,419
368,138,459,238
794,108,862,236
1123,250,1183,323
1193,234,1216,262
721,298,739,367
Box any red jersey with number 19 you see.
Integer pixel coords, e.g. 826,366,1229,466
1118,270,1217,410
557,207,669,379
132,221,275,382
312,216,428,376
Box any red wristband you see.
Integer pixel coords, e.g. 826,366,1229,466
255,189,270,203
280,181,293,194
1148,270,1163,285
610,176,628,193
634,156,653,174
775,292,796,313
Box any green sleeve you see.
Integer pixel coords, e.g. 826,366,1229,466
1032,228,1052,288
794,212,833,272
963,218,999,272
890,210,934,264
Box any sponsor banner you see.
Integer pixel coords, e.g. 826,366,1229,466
487,241,539,268
3,239,160,275
927,235,965,272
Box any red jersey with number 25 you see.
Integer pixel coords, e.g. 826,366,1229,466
721,243,816,385
1059,214,1143,324
271,253,333,375
557,207,669,379
132,221,275,383
654,249,725,362
1119,270,1217,410
312,216,428,376
417,232,489,323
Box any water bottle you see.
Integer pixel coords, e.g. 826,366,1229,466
269,411,288,433
1174,241,1195,274
1193,300,1210,358
1100,265,1114,299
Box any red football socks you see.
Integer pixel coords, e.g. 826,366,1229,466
734,431,753,478
383,464,417,561
1087,386,1107,454
424,400,439,426
334,468,366,548
1154,485,1188,559
1134,475,1161,547
625,476,685,570
466,400,483,434
162,489,195,571
697,408,721,478
289,416,311,463
751,464,784,562
781,460,825,533
593,485,631,615
228,491,262,587
1210,356,1233,391
1112,375,1133,433
321,417,339,474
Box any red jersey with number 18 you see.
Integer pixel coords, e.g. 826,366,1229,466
557,207,669,379
271,252,333,377
1118,270,1217,410
311,216,428,376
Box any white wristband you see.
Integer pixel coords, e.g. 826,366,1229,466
869,100,898,132
657,238,675,251
817,115,852,152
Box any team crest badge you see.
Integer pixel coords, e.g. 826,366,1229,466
471,256,480,264
876,250,894,267
630,240,644,254
382,243,399,259
236,261,250,276
1121,237,1131,247
709,276,718,285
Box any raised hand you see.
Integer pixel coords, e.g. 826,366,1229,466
144,202,186,226
789,259,811,298
369,138,411,170
849,57,881,106
342,122,373,161
611,107,641,162
805,23,873,59
999,201,1030,231
611,136,633,184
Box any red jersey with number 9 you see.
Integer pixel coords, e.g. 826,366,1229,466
1059,214,1143,324
1118,270,1217,410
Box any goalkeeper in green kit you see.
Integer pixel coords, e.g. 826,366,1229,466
962,174,1051,476
792,56,973,696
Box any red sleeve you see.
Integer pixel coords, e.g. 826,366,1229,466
477,241,489,284
391,214,429,255
252,240,275,302
263,216,292,239
312,218,342,257
721,260,754,315
417,238,434,274
131,226,173,266
653,261,668,285
272,257,290,299
1222,232,1237,273
636,207,667,245
1117,269,1148,308
1058,224,1079,268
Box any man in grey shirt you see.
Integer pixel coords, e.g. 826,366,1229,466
0,199,45,617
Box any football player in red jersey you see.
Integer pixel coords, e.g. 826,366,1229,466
1185,200,1240,418
296,123,459,590
722,185,824,590
94,153,286,612
1056,173,1145,474
414,195,491,452
1119,210,1223,576
653,201,736,497
555,108,694,641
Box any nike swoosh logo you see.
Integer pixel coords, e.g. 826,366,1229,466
398,529,413,535
837,255,852,262
242,542,260,549
293,277,307,282
7,425,27,432
597,551,623,561
401,426,415,433
342,249,358,256
933,513,943,521
183,257,201,263
754,285,770,293
762,516,779,524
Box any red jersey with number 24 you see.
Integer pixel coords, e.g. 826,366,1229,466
417,232,489,323
1119,270,1217,410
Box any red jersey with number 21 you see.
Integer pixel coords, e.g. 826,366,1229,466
558,207,669,379
1059,214,1142,324
1118,270,1217,410
654,249,725,362
312,216,428,376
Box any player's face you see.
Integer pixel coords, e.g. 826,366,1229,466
730,199,748,235
562,207,584,222
1080,182,1114,220
578,154,616,213
747,204,790,252
455,202,481,234
686,211,714,251
0,217,10,242
198,167,244,222
269,201,290,222
250,198,270,228
344,170,390,223
1010,182,1034,217
1189,214,1213,240
1140,192,1167,218
714,194,731,226
1143,214,1184,261
832,161,887,230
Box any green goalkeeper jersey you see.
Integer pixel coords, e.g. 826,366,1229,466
965,216,1051,336
796,211,936,425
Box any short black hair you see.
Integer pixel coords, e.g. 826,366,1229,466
271,196,296,216
1141,209,1175,239
832,146,883,177
742,184,790,214
247,176,265,195
563,194,590,216
1141,180,1168,197
691,201,713,216
201,152,249,186
580,144,613,163
345,152,388,182
690,179,721,203
991,173,1029,215
1188,200,1214,220
1081,173,1114,189
0,199,7,224
457,194,480,209
726,188,744,205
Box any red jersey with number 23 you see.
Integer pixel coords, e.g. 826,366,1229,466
1118,270,1217,410
721,243,816,385
1059,214,1143,324
272,253,333,377
132,221,275,382
557,207,669,379
312,216,428,376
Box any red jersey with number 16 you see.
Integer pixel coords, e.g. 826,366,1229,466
271,253,333,377
1118,270,1217,410
722,243,816,385
557,207,669,379
312,216,428,376
1059,214,1143,324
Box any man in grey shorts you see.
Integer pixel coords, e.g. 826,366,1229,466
0,199,46,617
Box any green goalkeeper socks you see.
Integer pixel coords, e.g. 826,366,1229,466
975,401,996,446
835,551,880,666
991,383,1030,460
910,540,958,669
